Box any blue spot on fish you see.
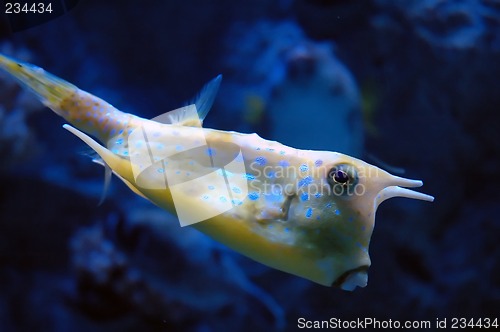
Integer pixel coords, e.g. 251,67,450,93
232,186,242,194
248,192,260,200
175,145,183,151
314,192,322,198
298,176,313,188
278,160,290,167
334,209,341,216
208,185,215,190
264,193,282,202
231,199,243,206
157,168,164,174
305,208,313,218
244,173,255,180
348,216,354,222
220,196,227,203
255,156,267,166
206,148,216,156
299,164,309,172
356,242,368,253
116,138,123,145
315,160,323,167
300,192,309,201
279,150,286,155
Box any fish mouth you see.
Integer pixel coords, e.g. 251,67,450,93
332,265,369,290
375,175,434,207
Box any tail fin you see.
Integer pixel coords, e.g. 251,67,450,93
0,53,77,115
0,53,136,144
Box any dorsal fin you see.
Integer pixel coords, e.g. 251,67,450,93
152,104,201,127
152,75,222,127
191,74,222,121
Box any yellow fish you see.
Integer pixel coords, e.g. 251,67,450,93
0,53,433,290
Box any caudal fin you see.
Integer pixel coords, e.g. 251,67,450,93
0,53,77,115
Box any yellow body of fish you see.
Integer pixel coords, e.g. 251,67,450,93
0,53,434,290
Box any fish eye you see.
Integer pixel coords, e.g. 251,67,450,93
331,168,349,184
327,164,358,188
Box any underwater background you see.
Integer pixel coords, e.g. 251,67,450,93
0,0,499,331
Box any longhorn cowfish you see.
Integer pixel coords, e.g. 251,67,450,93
0,53,433,290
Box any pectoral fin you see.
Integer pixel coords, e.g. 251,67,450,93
63,124,135,187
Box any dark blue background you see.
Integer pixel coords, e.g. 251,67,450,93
0,0,499,331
